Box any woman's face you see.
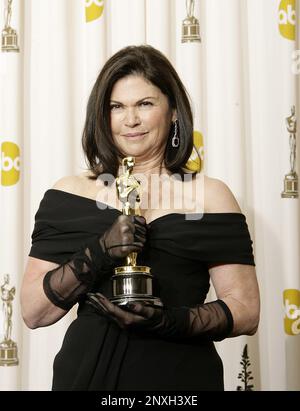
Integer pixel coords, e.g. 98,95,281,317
110,75,176,161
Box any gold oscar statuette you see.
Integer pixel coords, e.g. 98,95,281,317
182,0,201,43
1,0,20,52
281,105,298,199
0,274,19,366
110,157,162,307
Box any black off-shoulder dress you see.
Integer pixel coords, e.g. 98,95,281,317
29,189,255,391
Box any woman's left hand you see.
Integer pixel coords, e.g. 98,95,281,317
86,292,160,330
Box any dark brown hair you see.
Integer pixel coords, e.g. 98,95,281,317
82,45,196,179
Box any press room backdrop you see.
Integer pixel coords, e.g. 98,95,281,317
0,0,299,391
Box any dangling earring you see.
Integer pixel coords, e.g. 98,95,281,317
172,120,179,148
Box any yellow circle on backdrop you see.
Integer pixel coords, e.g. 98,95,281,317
1,141,20,186
85,0,104,23
283,289,300,335
278,0,295,41
184,130,204,172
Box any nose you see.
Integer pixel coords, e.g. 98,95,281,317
124,108,141,127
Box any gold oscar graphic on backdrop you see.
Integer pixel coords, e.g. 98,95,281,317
1,142,20,186
85,0,104,23
278,0,296,41
110,157,162,307
1,0,20,52
281,106,298,198
0,274,19,366
184,130,204,172
182,0,201,43
283,289,300,336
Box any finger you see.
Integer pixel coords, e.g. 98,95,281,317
87,295,109,312
123,229,146,245
94,293,145,322
120,236,144,249
87,294,144,330
106,243,144,255
94,293,133,319
93,292,116,311
125,302,156,319
134,216,147,226
86,300,108,315
134,233,146,243
135,226,147,236
108,245,144,253
130,243,144,250
134,221,146,231
119,243,144,254
134,225,147,236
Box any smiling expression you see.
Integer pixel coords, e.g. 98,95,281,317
110,75,176,162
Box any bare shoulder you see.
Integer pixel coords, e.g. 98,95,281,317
51,172,91,196
204,175,242,213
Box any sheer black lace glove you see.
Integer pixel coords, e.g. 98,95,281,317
100,215,147,260
86,293,234,342
43,215,147,311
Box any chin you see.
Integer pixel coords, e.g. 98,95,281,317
120,145,148,158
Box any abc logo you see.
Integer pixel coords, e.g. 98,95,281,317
283,289,300,335
1,142,20,186
85,0,104,23
278,0,296,41
185,131,204,172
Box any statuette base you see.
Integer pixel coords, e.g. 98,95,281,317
182,17,201,43
111,265,163,308
1,27,19,52
281,173,298,199
0,340,19,366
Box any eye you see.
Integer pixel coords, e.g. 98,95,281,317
110,104,122,111
139,101,153,107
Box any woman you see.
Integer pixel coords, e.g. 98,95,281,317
21,45,260,391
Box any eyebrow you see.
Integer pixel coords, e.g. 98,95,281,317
110,97,157,104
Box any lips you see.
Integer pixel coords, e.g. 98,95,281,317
122,132,148,137
122,132,148,140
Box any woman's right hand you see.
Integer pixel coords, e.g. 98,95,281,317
99,215,148,260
